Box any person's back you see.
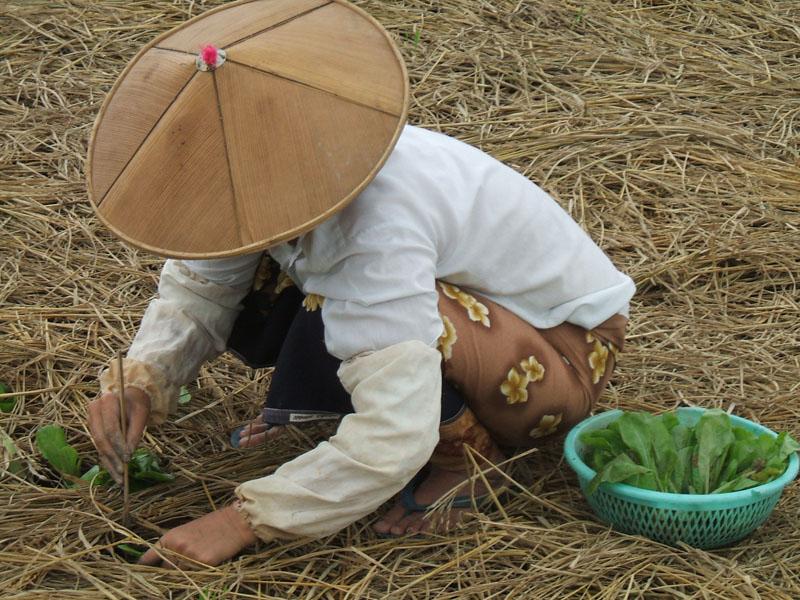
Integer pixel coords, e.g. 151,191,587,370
286,124,634,361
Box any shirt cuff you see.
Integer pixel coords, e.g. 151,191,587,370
98,357,178,426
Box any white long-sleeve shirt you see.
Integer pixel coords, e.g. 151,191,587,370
101,125,635,541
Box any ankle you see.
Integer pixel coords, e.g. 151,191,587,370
429,408,502,472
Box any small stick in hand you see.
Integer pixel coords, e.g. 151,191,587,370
116,351,131,526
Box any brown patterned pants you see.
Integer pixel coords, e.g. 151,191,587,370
432,281,627,466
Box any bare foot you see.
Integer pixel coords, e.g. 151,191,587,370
373,450,506,536
235,417,285,448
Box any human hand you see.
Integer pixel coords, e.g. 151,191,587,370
87,387,151,483
138,503,259,568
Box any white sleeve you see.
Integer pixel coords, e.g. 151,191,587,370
99,255,260,425
234,340,441,540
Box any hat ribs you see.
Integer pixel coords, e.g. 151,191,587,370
88,0,407,258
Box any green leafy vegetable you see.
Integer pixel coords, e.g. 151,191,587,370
672,445,693,493
80,464,112,486
581,410,799,496
649,415,678,492
586,453,651,495
127,448,175,491
775,432,800,462
671,423,692,451
36,424,81,478
36,425,173,489
693,409,734,493
615,412,655,470
0,382,17,413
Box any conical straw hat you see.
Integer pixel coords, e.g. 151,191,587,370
87,0,408,259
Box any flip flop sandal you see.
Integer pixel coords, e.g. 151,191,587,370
400,470,499,514
229,425,250,449
375,467,505,538
373,468,429,539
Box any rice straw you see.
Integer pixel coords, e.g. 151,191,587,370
116,351,130,526
1,0,799,596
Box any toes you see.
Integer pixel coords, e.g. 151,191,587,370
431,509,457,534
373,502,407,534
238,425,285,448
391,511,424,536
403,512,430,535
372,519,392,534
408,508,467,535
239,431,271,448
265,425,286,439
244,422,269,436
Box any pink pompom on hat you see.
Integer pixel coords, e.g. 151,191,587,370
196,44,226,71
86,0,408,259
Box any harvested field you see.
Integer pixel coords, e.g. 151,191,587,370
2,0,799,597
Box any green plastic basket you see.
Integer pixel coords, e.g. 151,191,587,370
564,407,799,549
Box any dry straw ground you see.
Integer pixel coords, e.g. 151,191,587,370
2,0,799,597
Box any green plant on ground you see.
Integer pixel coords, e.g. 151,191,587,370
0,382,17,413
36,424,175,490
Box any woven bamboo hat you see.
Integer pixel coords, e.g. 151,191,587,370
87,0,408,259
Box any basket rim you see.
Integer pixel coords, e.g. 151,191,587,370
564,407,800,505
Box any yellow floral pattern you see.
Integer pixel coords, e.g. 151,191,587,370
500,367,530,404
274,272,295,295
586,332,610,384
437,315,458,360
466,298,490,326
303,293,325,312
438,281,491,328
439,282,460,300
520,355,546,383
528,413,562,438
500,353,547,404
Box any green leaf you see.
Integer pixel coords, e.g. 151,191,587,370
751,465,784,483
708,442,734,493
117,543,145,559
587,453,652,496
657,411,680,432
717,457,739,489
672,445,694,493
36,425,81,478
129,447,159,473
80,464,112,486
591,448,615,471
729,434,758,471
0,382,17,413
615,412,656,470
649,416,678,492
127,448,174,489
133,470,175,483
628,470,660,491
694,409,734,493
581,428,625,455
178,386,192,405
671,424,693,451
774,432,800,463
712,475,761,494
